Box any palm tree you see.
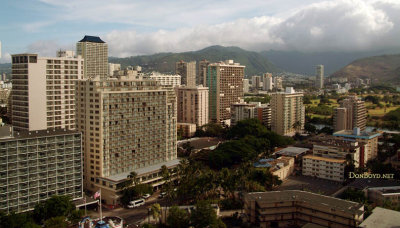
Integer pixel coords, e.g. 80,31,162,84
127,171,138,186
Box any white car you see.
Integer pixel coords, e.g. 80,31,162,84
143,193,151,199
158,192,167,198
127,198,145,208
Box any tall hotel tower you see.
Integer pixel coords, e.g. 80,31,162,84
11,51,83,131
206,60,245,124
76,36,108,80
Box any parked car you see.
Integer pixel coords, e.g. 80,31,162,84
143,193,151,199
158,192,167,198
127,198,145,208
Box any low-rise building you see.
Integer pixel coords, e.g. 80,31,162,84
333,128,380,163
243,191,364,228
177,123,196,138
149,71,181,87
367,186,400,207
253,156,294,180
302,155,346,182
359,207,400,228
0,129,82,213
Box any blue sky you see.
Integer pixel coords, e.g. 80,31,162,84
1,0,400,62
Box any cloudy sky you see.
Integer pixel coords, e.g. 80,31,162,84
0,0,399,63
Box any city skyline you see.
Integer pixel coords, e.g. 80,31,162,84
1,0,400,63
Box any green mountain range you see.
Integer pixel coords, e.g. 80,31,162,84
331,54,400,84
109,45,281,77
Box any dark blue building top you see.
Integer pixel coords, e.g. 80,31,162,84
79,35,105,43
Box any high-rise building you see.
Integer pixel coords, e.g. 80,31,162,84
273,77,283,90
75,75,178,205
251,76,261,90
149,72,181,87
206,60,245,124
0,129,82,213
243,79,250,93
271,87,305,136
262,73,273,91
251,102,272,129
230,102,256,126
333,96,366,131
315,65,324,89
108,63,121,76
11,51,84,132
175,85,209,127
176,60,196,87
76,35,108,79
198,60,209,86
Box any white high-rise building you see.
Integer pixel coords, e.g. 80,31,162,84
108,63,121,76
263,73,273,91
252,76,261,89
149,72,181,87
243,79,250,93
315,65,324,89
11,51,84,132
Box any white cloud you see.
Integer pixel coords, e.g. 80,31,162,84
23,0,400,57
0,53,11,64
26,40,74,57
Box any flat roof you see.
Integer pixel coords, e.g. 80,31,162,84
274,147,309,156
348,178,400,190
333,130,381,139
359,207,400,228
245,190,363,215
303,155,346,163
0,128,80,141
103,158,180,182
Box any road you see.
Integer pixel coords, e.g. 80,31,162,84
88,195,168,227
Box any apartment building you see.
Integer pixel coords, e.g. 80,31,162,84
367,186,400,207
252,102,271,129
0,129,82,213
273,77,283,90
75,75,178,205
198,60,209,86
108,63,121,76
176,60,196,87
149,72,181,87
262,73,273,91
11,51,83,132
244,191,364,228
206,60,245,124
243,79,249,93
253,156,295,181
175,85,209,127
271,87,305,136
333,128,381,162
177,123,197,138
333,96,366,131
76,35,108,80
251,76,261,90
230,102,256,126
315,65,324,89
303,155,346,182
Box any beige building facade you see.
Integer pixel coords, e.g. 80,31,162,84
244,191,364,228
271,87,305,136
303,155,346,182
175,85,209,127
75,75,178,205
76,35,108,80
11,52,83,132
334,96,366,131
206,60,245,124
149,72,181,87
176,60,196,87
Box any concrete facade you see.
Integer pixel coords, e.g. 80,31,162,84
76,36,108,80
334,96,366,131
206,60,245,124
149,72,181,87
11,52,83,132
175,86,209,127
271,87,305,136
176,60,196,87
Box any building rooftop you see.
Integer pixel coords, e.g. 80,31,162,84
178,137,221,150
103,158,180,182
0,128,80,141
245,190,363,215
273,147,310,157
303,155,346,163
359,207,400,228
333,130,381,140
79,35,105,43
347,178,400,190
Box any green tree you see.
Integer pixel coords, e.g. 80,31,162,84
190,201,225,228
0,212,37,228
150,203,161,224
304,122,317,134
44,216,68,228
166,206,190,228
141,224,156,228
33,195,75,224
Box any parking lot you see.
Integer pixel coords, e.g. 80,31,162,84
276,175,344,196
